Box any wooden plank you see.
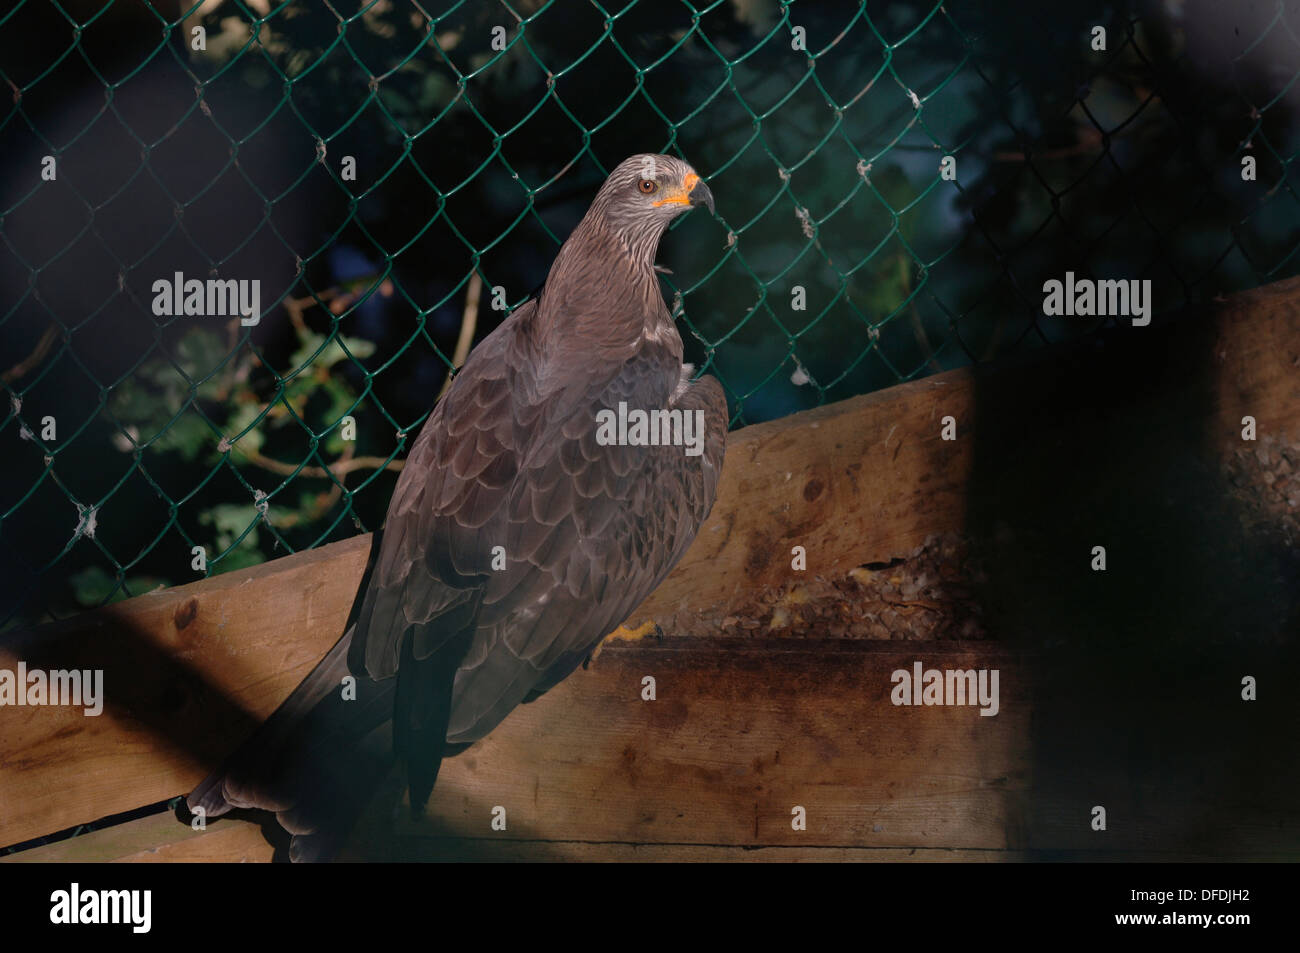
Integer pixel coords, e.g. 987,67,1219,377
9,811,1295,862
3,642,1025,859
22,638,1288,857
3,276,1299,852
0,811,1023,862
9,813,1026,862
0,540,372,849
4,641,1293,862
385,640,1294,856
2,642,1029,853
2,812,276,864
353,841,1300,863
399,642,1030,850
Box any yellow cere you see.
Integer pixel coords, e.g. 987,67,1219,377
651,171,699,207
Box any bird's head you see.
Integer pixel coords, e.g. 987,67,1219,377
589,154,714,256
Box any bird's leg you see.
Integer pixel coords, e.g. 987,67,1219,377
588,619,662,664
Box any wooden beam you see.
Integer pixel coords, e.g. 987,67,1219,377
8,812,1018,862
1,642,1028,855
398,642,1030,851
2,276,1299,854
2,812,277,864
15,811,1294,863
5,641,1293,862
0,540,372,849
15,811,1293,862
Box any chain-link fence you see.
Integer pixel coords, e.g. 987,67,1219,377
2,0,1298,630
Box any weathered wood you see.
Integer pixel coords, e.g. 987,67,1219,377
2,276,1299,856
5,641,1292,862
399,642,1029,851
17,810,1292,862
383,640,1292,858
0,540,372,849
3,642,1029,855
2,812,276,863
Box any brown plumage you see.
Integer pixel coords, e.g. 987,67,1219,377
188,154,727,861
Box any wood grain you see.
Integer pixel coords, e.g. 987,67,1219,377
6,640,1293,861
2,276,1298,857
5,642,1028,859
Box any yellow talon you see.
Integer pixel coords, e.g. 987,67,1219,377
591,618,660,661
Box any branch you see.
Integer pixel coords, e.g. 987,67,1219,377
437,271,482,400
234,445,404,479
2,325,59,385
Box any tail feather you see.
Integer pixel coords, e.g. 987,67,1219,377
394,626,473,816
186,524,482,859
186,625,396,854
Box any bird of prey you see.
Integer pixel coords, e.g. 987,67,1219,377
188,154,727,861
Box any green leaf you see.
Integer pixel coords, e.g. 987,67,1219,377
223,402,266,456
163,412,215,462
290,330,377,373
69,566,170,607
201,503,262,552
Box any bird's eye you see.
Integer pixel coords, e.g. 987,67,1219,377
638,179,657,194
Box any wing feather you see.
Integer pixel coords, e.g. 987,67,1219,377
351,296,727,747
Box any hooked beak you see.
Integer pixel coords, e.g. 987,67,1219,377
688,177,715,215
650,171,716,215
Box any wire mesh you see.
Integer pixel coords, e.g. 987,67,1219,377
2,0,1298,630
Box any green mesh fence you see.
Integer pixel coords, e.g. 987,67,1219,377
2,0,1299,632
